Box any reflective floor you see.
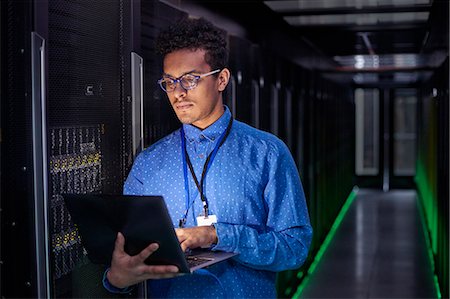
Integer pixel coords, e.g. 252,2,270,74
300,189,437,299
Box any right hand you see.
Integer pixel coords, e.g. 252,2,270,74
107,232,179,289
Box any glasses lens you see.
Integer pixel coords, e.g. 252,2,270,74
180,74,198,90
161,78,176,92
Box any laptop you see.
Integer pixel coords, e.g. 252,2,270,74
62,194,237,273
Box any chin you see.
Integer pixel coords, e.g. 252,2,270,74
177,115,195,125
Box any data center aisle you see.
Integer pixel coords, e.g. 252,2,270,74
300,189,437,299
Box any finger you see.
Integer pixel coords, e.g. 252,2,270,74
143,265,179,274
180,239,195,252
137,265,179,280
135,243,159,263
145,273,181,280
113,232,126,255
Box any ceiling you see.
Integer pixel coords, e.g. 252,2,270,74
262,0,449,85
180,0,448,85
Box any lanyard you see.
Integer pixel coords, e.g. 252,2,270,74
179,117,233,227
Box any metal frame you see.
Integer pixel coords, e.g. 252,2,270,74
131,52,144,157
31,31,50,299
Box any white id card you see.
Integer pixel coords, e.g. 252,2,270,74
196,214,217,226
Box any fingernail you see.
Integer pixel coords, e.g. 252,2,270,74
150,243,159,250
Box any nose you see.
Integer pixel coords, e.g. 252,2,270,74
172,81,187,99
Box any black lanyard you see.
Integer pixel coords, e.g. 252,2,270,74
180,117,233,224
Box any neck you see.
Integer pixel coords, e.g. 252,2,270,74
191,105,225,130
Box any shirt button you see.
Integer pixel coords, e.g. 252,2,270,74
200,135,205,140
199,154,204,159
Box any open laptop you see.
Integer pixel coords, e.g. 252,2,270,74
62,194,237,273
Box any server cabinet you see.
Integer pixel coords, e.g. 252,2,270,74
141,1,186,148
250,44,264,129
1,1,40,297
1,0,141,297
228,35,253,124
256,48,272,133
417,58,449,299
278,58,294,148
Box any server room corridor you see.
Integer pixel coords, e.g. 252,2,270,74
1,0,448,298
299,189,438,299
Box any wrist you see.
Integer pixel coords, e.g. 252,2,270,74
211,224,218,245
106,268,127,289
103,268,133,294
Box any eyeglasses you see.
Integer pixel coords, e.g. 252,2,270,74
157,69,221,92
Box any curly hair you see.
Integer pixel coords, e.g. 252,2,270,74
155,17,228,71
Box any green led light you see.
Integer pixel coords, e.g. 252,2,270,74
292,186,359,299
416,192,442,299
416,158,439,255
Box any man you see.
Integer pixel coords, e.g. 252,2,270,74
103,17,312,298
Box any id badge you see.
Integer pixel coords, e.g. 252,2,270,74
196,214,217,226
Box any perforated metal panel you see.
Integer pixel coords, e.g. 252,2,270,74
49,126,103,280
141,1,184,147
1,1,36,297
47,0,130,297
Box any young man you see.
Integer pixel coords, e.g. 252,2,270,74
104,17,312,298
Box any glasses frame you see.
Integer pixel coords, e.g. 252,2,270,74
157,69,221,92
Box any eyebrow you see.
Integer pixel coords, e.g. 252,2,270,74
162,69,198,78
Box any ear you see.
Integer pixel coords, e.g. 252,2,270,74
217,68,231,92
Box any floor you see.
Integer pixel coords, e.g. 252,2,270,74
300,189,438,299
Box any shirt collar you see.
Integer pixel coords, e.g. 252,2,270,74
182,106,232,143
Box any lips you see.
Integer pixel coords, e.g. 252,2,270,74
175,102,193,110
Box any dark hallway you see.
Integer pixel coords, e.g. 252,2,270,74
299,189,438,298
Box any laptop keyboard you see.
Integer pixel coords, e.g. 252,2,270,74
186,256,213,268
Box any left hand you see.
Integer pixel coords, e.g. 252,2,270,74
107,232,179,288
175,226,218,252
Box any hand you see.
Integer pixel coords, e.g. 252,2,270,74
107,232,179,288
175,226,218,252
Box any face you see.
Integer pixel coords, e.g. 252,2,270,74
162,48,230,129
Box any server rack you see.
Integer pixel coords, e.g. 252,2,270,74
280,59,296,150
228,35,253,125
1,0,142,297
293,66,307,176
1,1,39,297
417,58,449,299
249,44,263,130
140,1,186,148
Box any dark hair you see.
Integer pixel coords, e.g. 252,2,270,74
155,17,228,71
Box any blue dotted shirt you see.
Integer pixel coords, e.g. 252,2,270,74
123,106,312,298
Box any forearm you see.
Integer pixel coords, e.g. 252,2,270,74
212,222,312,272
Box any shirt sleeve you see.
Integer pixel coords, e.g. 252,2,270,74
212,140,313,272
123,153,146,195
